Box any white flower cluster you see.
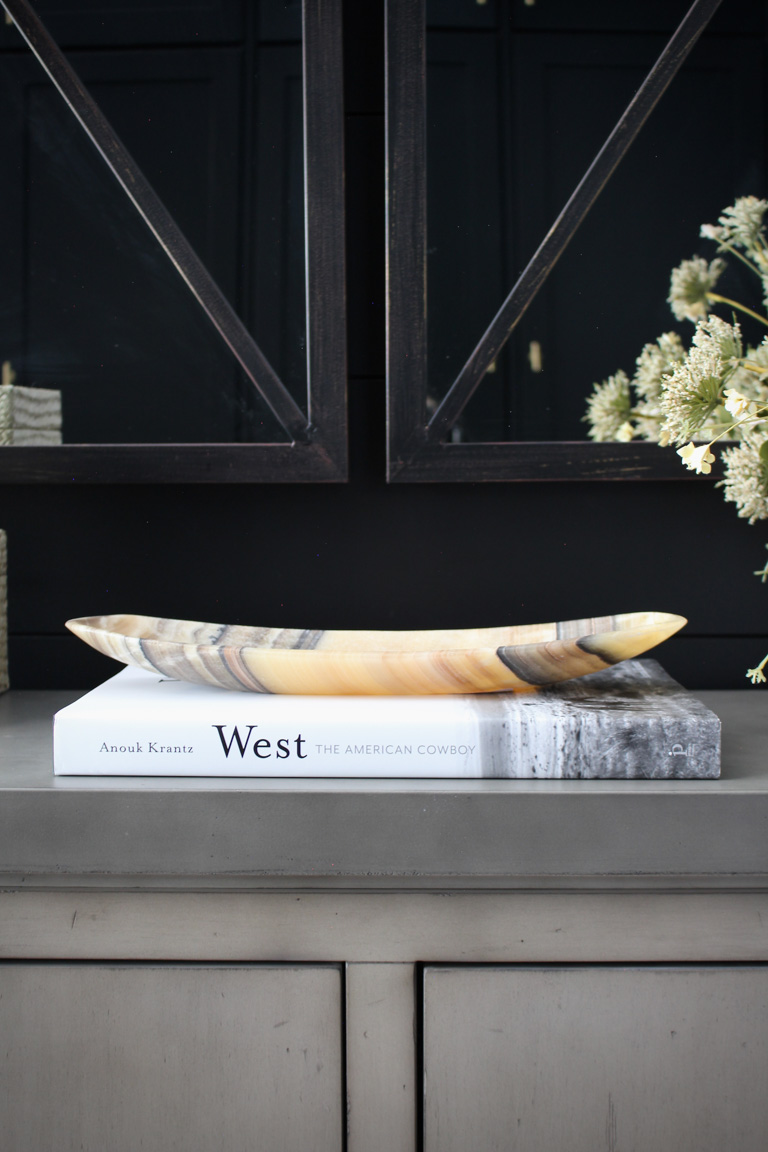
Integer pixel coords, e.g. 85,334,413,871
668,256,725,322
701,196,768,309
584,196,768,683
702,196,768,252
719,430,768,523
583,370,633,442
633,332,686,442
660,315,742,445
584,334,686,443
585,198,768,475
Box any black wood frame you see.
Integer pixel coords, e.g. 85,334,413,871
385,0,725,483
0,0,347,483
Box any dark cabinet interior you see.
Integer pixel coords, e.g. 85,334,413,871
374,0,764,487
0,1,305,444
3,0,763,449
425,5,765,443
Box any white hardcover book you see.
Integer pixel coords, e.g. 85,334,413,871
52,660,721,779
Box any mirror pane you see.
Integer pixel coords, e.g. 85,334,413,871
425,0,765,442
0,1,306,444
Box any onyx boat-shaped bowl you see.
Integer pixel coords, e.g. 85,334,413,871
65,611,686,695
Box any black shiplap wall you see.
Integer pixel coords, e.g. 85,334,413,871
3,0,768,690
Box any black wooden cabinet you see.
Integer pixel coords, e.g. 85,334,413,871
0,47,261,443
0,0,346,479
0,5,306,445
388,0,768,478
505,25,762,442
0,0,246,47
1,0,765,478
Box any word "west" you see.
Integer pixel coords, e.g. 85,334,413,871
213,725,307,759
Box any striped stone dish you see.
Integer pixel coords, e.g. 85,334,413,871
66,611,686,695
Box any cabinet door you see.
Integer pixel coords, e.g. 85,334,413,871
424,965,768,1152
0,48,250,444
0,963,343,1152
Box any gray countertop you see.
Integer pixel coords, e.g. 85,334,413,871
1,689,767,885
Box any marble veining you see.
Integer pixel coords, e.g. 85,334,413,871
472,659,720,778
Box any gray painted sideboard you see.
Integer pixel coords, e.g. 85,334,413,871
1,688,767,1151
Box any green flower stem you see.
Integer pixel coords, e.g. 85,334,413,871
714,241,763,279
706,293,768,328
707,403,768,447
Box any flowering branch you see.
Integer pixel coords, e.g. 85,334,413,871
705,293,768,329
584,196,768,685
704,292,768,329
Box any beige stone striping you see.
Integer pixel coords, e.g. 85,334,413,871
65,611,687,696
